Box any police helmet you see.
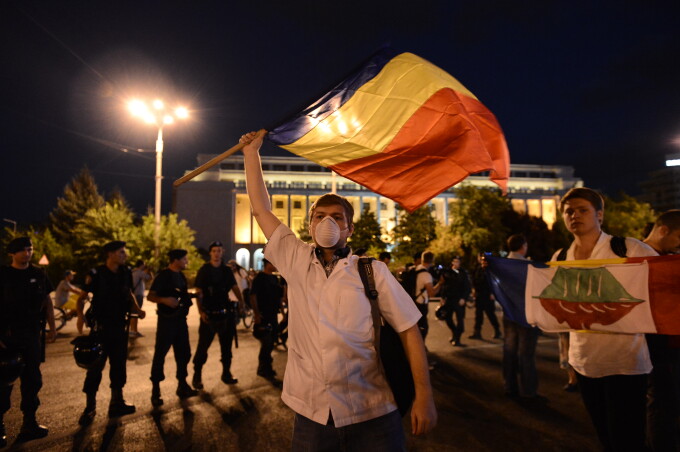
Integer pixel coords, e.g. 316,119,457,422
253,323,273,340
435,304,449,321
71,336,105,370
0,348,25,386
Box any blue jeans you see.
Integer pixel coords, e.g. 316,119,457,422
292,410,405,452
502,317,539,396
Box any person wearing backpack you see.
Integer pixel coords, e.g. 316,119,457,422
413,252,443,342
554,187,657,451
240,130,436,449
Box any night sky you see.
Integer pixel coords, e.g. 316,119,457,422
2,1,680,225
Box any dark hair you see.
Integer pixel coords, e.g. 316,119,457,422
309,193,355,226
559,187,604,213
354,248,367,256
655,209,680,232
135,260,144,268
378,251,391,261
422,251,434,264
507,234,527,252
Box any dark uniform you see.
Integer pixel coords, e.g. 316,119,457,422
193,263,238,385
0,264,52,425
82,265,134,395
250,271,283,377
471,265,501,339
441,267,471,345
149,269,192,384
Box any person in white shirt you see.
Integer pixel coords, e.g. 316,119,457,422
240,130,436,450
414,251,442,342
553,187,657,451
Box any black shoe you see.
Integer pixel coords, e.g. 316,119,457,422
221,374,238,385
17,420,48,442
521,394,549,404
79,406,96,426
192,373,204,390
469,334,482,340
451,340,466,347
151,385,163,407
176,381,199,399
109,400,136,417
493,331,503,339
257,369,276,379
0,422,7,448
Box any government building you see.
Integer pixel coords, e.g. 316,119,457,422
174,154,582,269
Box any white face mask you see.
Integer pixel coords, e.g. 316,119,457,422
313,216,345,248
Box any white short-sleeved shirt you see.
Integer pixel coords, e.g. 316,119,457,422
552,232,658,377
264,223,421,427
54,280,73,307
415,264,433,304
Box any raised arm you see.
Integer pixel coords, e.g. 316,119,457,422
240,130,281,239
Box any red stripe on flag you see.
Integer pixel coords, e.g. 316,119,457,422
628,255,680,335
329,88,508,211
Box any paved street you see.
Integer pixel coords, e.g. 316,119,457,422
2,303,600,451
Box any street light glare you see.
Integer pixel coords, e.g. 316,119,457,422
175,107,189,119
163,115,174,125
128,99,147,117
153,99,164,110
143,113,157,124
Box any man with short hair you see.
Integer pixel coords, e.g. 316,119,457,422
378,251,391,266
470,254,502,340
644,209,680,451
441,256,471,347
240,131,436,449
76,240,145,424
502,234,541,399
555,187,656,451
250,259,283,379
192,242,243,389
54,270,82,314
0,237,56,446
148,249,198,406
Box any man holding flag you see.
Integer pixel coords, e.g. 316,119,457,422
240,130,436,449
553,188,656,451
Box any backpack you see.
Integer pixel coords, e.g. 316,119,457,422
555,235,627,261
400,267,428,301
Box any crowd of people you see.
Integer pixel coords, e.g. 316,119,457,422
2,135,680,452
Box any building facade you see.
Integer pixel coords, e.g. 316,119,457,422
639,153,680,212
174,154,583,269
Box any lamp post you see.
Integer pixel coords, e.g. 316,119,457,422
128,99,188,255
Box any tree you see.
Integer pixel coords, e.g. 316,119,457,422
449,185,513,267
428,223,463,265
392,205,437,260
602,193,656,240
349,206,386,253
126,213,201,276
72,199,136,274
49,167,105,242
296,218,312,243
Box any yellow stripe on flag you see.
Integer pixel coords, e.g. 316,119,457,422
547,257,628,268
281,52,478,167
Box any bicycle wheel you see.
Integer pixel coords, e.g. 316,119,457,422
47,307,67,332
242,308,254,329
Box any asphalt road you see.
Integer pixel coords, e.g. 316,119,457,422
2,302,600,451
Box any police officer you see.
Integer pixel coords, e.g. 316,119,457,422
148,249,198,406
192,242,244,389
0,237,56,446
76,240,145,425
250,259,282,379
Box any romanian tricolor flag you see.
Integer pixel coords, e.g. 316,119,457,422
487,255,680,334
267,48,510,212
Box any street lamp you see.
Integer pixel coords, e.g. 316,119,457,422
128,99,189,255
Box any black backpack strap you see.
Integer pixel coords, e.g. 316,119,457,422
556,247,568,261
357,257,378,301
610,236,628,258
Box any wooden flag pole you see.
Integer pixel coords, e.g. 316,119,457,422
173,129,267,187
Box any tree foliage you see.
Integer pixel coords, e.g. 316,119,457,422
449,185,513,267
392,205,437,260
602,193,656,240
49,167,104,242
349,206,386,253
